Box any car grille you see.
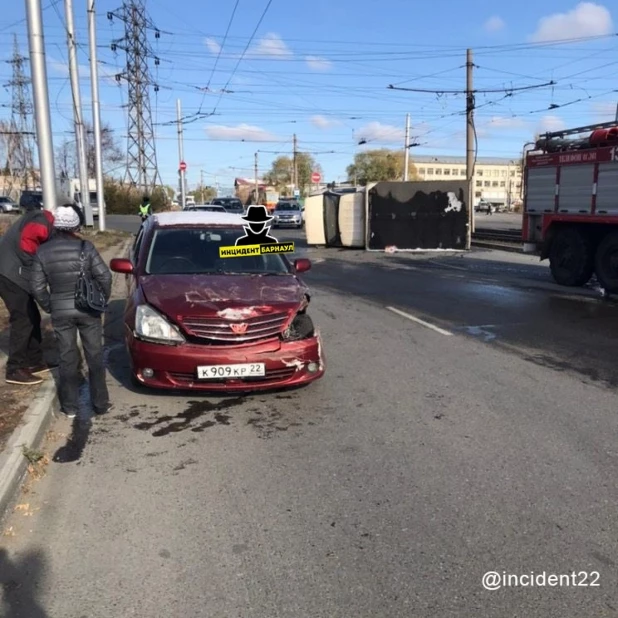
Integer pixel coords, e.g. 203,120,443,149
180,312,290,343
168,366,297,384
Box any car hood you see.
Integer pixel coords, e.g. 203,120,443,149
139,273,308,318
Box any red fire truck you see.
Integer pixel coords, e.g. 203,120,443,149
522,121,618,293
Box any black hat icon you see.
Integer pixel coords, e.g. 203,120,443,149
242,205,273,223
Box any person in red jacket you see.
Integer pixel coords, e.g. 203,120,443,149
0,202,55,385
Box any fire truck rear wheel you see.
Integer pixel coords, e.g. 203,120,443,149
548,228,594,287
594,231,618,293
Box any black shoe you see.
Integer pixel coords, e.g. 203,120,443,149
29,363,56,376
6,369,43,386
94,403,113,415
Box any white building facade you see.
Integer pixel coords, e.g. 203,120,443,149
410,156,523,208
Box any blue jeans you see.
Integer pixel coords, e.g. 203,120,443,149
52,314,109,414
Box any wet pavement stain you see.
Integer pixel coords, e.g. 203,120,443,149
116,411,141,422
173,458,198,471
191,420,217,432
214,413,231,425
133,397,245,436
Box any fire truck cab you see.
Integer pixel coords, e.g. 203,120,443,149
523,121,618,293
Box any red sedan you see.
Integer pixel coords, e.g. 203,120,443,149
110,211,325,392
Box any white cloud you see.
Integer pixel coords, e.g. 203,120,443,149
205,38,221,55
484,16,505,33
306,56,333,71
49,57,116,85
356,122,405,144
205,123,279,142
536,115,566,134
205,33,293,60
49,57,89,78
252,33,292,58
529,2,613,42
311,115,340,129
487,116,528,129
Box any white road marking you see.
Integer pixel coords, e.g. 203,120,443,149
386,306,453,336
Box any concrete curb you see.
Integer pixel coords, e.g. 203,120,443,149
0,375,58,521
0,235,134,522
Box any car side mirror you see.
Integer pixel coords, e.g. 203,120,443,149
110,258,134,274
294,258,311,273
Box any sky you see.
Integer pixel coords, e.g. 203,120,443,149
1,0,618,195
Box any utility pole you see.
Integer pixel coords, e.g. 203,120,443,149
403,113,410,181
65,0,93,226
254,152,259,204
200,168,204,202
87,0,105,231
176,99,185,209
465,48,475,247
25,0,57,211
292,133,298,194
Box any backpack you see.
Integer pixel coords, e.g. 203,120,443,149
74,241,108,313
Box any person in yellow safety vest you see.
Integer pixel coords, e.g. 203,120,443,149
139,195,152,219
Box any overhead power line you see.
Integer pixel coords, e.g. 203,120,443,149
387,80,556,94
210,0,274,116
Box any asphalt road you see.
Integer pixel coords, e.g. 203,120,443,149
2,219,618,617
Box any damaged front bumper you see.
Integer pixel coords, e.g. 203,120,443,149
127,329,326,392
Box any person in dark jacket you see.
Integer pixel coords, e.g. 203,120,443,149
0,202,55,385
31,204,113,418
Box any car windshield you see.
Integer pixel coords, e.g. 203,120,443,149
276,203,298,211
145,227,290,275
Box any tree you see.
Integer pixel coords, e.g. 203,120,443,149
103,179,169,215
189,184,217,203
264,153,322,195
346,149,420,184
55,122,124,179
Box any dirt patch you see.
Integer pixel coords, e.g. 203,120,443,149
0,387,29,451
0,324,56,450
81,229,132,254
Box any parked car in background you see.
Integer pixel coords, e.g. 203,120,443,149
109,211,325,392
19,190,44,210
211,197,244,214
0,196,19,213
273,201,304,228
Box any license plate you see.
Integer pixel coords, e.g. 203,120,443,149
197,363,266,379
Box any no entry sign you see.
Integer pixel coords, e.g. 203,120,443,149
311,171,321,183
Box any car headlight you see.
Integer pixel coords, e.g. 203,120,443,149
135,304,185,344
